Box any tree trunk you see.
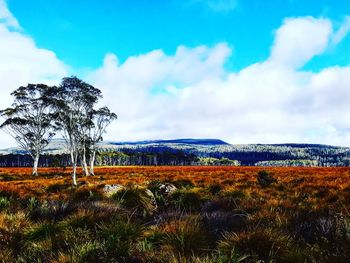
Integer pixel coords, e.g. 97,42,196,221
82,148,89,176
89,150,96,176
71,150,78,186
72,162,77,186
32,154,39,176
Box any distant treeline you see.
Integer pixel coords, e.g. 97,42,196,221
0,151,238,167
1,143,350,167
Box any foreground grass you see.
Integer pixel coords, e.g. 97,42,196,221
0,166,350,262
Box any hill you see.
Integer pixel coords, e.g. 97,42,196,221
0,138,350,167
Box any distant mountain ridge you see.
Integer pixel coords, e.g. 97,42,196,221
1,138,350,167
109,138,229,146
0,138,229,155
0,138,345,155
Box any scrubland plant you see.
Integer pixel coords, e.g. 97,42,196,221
0,167,350,262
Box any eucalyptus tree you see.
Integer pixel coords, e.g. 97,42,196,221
88,107,117,175
0,84,55,176
53,76,101,185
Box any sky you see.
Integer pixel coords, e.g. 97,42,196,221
0,0,350,147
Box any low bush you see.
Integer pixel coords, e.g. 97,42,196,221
208,183,223,195
161,215,211,258
218,228,293,262
46,182,67,193
171,179,194,189
70,186,104,203
97,219,143,261
201,211,247,241
29,200,74,221
111,187,157,215
68,241,102,263
0,196,10,211
169,189,204,211
1,166,350,262
257,170,277,187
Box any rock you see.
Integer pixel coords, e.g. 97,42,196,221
159,183,177,195
103,184,124,197
144,189,157,210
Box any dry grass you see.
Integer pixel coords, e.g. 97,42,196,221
1,166,350,262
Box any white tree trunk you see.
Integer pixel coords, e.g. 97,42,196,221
72,162,77,186
82,148,89,176
71,150,78,186
89,150,96,176
32,154,39,176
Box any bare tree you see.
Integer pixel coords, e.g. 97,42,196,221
88,107,117,175
0,84,55,176
53,77,101,185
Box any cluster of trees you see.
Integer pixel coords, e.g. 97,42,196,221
100,143,350,167
0,77,116,185
1,141,350,168
0,152,241,167
175,143,350,166
255,159,319,167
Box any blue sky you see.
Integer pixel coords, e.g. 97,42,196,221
1,0,350,147
7,0,350,71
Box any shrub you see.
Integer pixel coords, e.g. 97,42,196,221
161,215,211,257
257,170,277,187
111,187,157,215
208,189,249,211
68,241,102,263
98,219,142,261
218,229,292,262
0,197,10,211
171,179,194,189
0,248,13,263
147,180,169,208
201,211,247,241
70,187,104,202
27,196,40,211
188,248,248,263
169,189,204,211
25,222,62,242
46,182,67,193
62,208,113,231
223,189,248,200
20,239,58,262
0,189,19,199
0,212,28,255
136,230,165,253
29,200,74,221
208,183,223,195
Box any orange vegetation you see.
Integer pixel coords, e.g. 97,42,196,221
1,166,350,204
1,166,350,262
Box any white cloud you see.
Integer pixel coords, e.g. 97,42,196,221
269,17,332,68
89,16,350,146
0,0,19,28
0,0,68,148
1,0,350,148
332,16,350,45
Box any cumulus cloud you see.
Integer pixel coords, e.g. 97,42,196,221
89,16,350,146
1,0,350,148
0,0,19,28
0,0,68,148
269,17,332,68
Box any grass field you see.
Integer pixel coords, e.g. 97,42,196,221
1,166,350,262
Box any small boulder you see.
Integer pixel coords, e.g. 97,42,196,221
103,184,124,197
144,189,157,210
159,183,177,195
